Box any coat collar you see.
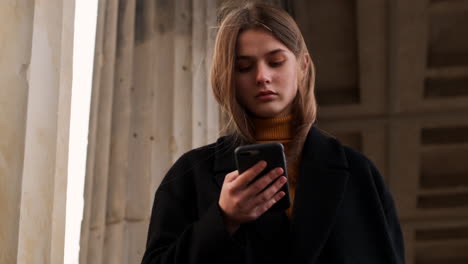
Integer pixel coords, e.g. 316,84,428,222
212,126,350,262
212,126,349,188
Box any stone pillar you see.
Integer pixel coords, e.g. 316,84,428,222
79,0,118,263
0,1,34,263
17,0,75,263
79,0,220,263
78,0,108,262
0,0,75,263
103,0,136,263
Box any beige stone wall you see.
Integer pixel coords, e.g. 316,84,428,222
0,0,75,263
79,0,468,263
292,0,468,263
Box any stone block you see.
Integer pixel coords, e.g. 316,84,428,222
125,220,148,264
294,0,388,118
319,120,388,181
392,0,468,113
102,222,125,264
402,219,468,264
391,116,468,219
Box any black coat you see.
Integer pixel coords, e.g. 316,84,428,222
141,126,405,264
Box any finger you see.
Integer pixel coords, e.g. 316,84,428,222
252,176,287,207
244,167,283,197
235,161,267,187
224,170,239,183
254,191,286,217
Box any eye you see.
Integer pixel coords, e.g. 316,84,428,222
236,60,253,73
269,60,285,67
237,65,252,73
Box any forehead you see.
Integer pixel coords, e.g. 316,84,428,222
236,28,290,56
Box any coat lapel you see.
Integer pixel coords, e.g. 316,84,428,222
212,135,290,261
213,135,238,188
212,128,350,263
290,126,350,263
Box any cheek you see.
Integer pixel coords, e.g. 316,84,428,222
235,76,254,95
235,74,251,87
281,68,299,96
235,79,250,106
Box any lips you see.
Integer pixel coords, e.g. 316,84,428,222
255,90,278,102
256,90,277,97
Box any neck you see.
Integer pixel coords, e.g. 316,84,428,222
252,114,294,142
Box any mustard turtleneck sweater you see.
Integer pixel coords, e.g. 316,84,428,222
252,114,299,218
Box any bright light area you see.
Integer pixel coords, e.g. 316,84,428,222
64,1,98,263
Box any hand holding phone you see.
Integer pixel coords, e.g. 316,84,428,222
234,142,290,212
218,143,289,233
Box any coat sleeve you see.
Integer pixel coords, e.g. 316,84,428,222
369,161,406,264
141,154,244,264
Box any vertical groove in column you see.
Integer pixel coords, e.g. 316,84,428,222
173,0,193,160
192,0,220,147
79,0,107,262
206,0,220,144
128,0,155,240
192,0,208,147
102,0,136,263
150,0,176,195
86,0,119,263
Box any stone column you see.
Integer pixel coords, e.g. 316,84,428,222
0,0,75,263
79,0,220,263
0,1,34,263
79,0,118,263
17,0,75,263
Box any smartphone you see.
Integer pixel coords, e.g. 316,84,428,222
234,142,290,212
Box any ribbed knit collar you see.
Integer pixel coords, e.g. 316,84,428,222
252,114,294,142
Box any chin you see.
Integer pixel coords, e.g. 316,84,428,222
251,109,285,119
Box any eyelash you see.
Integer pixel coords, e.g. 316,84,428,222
237,66,252,73
237,61,285,73
269,61,284,67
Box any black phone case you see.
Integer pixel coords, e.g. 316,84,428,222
234,142,290,212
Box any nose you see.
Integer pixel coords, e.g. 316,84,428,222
255,62,271,86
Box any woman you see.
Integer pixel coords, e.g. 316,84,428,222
142,2,405,264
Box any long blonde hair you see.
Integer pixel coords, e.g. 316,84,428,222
211,1,317,159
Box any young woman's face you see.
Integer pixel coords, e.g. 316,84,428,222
234,28,300,119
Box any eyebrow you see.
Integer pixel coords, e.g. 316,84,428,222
236,49,286,60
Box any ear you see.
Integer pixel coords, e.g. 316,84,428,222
301,53,310,73
298,53,310,80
